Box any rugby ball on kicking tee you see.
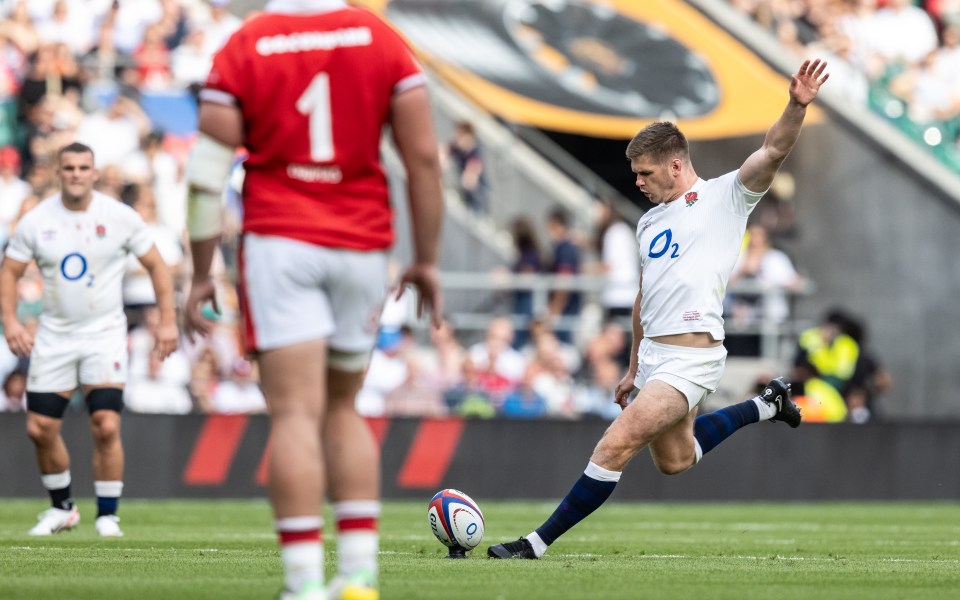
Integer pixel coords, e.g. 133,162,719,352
427,488,485,550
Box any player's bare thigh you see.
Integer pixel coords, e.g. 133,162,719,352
648,405,699,475
257,339,328,418
591,380,689,472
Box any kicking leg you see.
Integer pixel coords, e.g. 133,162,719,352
488,381,688,559
691,376,800,460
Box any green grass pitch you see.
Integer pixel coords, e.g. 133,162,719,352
1,499,959,599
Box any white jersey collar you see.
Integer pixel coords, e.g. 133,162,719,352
265,0,347,14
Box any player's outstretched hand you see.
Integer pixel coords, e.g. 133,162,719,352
395,263,443,329
3,319,33,358
184,276,220,342
791,58,829,107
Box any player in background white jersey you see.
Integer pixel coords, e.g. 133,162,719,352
0,142,178,538
489,59,829,560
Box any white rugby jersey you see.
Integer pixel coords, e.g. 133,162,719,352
5,192,154,335
636,171,764,340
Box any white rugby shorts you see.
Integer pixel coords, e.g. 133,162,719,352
633,338,727,410
239,233,387,359
27,326,128,392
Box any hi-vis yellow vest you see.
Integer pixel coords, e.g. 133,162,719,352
798,328,860,391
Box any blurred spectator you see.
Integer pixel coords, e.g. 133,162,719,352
2,2,39,59
591,199,638,323
210,357,266,414
574,356,622,420
506,216,544,348
0,145,30,244
525,329,577,417
80,16,133,86
874,0,939,66
790,308,859,422
444,355,496,418
188,346,220,413
519,316,581,375
425,318,465,391
500,368,548,418
545,207,582,344
133,22,171,90
122,183,184,329
35,0,93,56
384,327,447,417
125,307,192,414
357,328,412,417
197,0,241,58
442,120,488,215
124,345,192,413
583,319,628,379
0,367,25,411
121,130,186,231
18,42,82,117
74,94,150,168
727,224,806,327
840,314,892,423
108,0,164,55
170,24,210,94
467,316,527,389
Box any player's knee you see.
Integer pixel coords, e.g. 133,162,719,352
652,454,696,476
89,412,121,442
24,408,64,444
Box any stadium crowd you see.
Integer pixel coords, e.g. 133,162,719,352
0,0,886,423
727,0,960,171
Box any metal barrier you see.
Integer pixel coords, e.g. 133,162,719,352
416,272,816,363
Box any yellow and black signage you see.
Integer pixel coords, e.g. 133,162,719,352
357,0,819,139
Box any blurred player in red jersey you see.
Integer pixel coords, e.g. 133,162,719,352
182,2,444,599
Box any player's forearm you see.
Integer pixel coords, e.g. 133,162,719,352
0,267,19,326
406,173,443,266
189,237,220,281
148,262,177,325
762,99,807,166
628,290,643,372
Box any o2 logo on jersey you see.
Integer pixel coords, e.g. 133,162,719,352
60,253,95,287
647,228,680,259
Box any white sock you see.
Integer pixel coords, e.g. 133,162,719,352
281,542,323,593
752,396,778,420
334,500,381,579
277,516,324,592
41,470,71,490
693,439,703,464
526,531,548,558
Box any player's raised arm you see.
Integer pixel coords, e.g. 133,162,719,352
389,86,445,327
183,101,241,340
739,58,829,194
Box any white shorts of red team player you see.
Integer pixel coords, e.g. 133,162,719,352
239,233,388,369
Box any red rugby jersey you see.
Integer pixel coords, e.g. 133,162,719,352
203,7,424,250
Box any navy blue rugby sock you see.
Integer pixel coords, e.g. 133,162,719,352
693,398,760,456
534,462,621,546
